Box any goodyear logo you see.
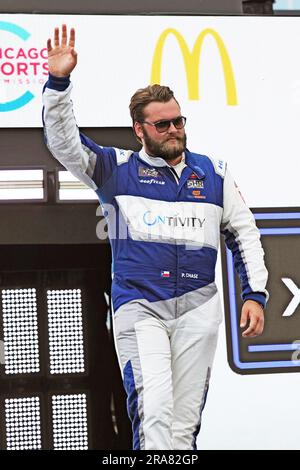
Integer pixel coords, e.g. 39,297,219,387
151,28,237,105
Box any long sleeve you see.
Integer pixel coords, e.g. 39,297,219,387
42,74,123,190
221,167,268,308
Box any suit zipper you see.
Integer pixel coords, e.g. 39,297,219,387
168,167,179,185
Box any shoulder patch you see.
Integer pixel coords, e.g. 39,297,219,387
114,148,133,166
207,156,227,178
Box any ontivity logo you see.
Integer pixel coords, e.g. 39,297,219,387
96,202,206,250
0,21,48,112
143,210,205,228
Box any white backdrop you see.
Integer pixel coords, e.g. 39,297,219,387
1,14,300,209
1,14,300,449
202,255,300,450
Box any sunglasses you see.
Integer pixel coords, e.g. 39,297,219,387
142,116,187,133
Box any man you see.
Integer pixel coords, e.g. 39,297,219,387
43,25,268,450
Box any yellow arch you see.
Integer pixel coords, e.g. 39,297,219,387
151,28,237,105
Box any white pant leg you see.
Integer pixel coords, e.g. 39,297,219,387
171,292,222,450
135,317,173,450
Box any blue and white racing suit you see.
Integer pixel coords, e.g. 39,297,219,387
42,74,268,450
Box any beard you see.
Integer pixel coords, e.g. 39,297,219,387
143,130,187,161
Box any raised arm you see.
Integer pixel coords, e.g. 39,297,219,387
43,25,119,191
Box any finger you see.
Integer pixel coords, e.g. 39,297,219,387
253,316,264,336
54,27,59,47
71,48,77,58
242,317,259,337
61,24,67,46
242,327,256,337
69,27,75,48
240,308,248,328
47,38,52,53
251,310,264,336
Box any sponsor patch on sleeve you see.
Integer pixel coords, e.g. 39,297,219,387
210,157,227,178
114,148,133,165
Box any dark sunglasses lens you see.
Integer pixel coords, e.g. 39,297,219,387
154,117,186,132
155,121,170,132
173,117,185,129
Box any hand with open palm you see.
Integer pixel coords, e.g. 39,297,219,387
47,24,77,77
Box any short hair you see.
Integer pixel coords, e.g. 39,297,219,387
129,84,178,124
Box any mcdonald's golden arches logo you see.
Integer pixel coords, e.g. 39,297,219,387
151,28,238,105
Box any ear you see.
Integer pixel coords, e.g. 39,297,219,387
134,121,144,142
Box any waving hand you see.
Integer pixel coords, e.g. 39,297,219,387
47,24,77,77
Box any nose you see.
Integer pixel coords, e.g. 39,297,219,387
168,121,178,133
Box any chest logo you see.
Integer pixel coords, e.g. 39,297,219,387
138,166,161,178
187,179,204,189
192,190,206,199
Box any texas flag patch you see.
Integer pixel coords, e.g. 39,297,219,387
161,271,170,278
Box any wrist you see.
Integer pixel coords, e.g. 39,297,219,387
47,73,70,91
243,292,267,309
244,299,264,311
49,73,70,80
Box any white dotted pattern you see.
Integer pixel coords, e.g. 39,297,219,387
2,289,40,374
47,289,85,374
52,394,88,450
5,397,42,450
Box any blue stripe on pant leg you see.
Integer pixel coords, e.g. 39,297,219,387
123,360,141,450
192,367,211,450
